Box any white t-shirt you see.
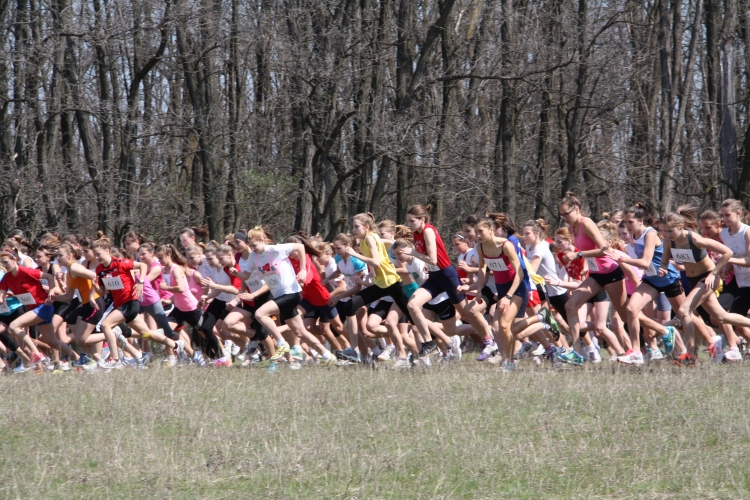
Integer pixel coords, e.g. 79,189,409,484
404,257,428,286
721,224,750,287
526,242,565,297
237,254,266,293
207,265,239,303
334,254,367,301
246,244,302,298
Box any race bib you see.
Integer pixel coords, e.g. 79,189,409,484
670,248,696,264
264,273,284,295
15,292,36,306
645,264,658,277
103,276,124,290
40,278,49,288
162,274,171,286
486,259,508,272
426,263,440,272
245,276,264,293
586,258,600,273
344,276,356,289
0,302,10,314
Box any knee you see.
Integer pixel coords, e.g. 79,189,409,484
8,322,22,336
676,307,690,322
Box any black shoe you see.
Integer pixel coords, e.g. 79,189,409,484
334,350,346,361
423,340,438,356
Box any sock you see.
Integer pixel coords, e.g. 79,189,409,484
543,323,551,331
536,312,544,323
322,351,331,361
277,339,287,347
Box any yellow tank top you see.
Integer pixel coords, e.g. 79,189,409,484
68,272,99,304
360,233,401,288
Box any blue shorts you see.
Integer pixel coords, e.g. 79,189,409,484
420,266,465,304
403,282,419,299
33,304,55,325
495,279,529,319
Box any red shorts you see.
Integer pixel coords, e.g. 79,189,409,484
527,289,541,308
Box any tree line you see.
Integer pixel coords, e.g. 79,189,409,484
1,0,749,244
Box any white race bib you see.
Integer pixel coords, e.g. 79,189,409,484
586,258,600,273
245,276,264,293
486,259,508,272
734,265,750,277
426,263,440,272
0,302,10,314
645,264,658,277
344,276,356,289
162,274,171,286
15,292,36,306
670,248,696,264
40,278,49,288
103,276,124,290
264,273,284,295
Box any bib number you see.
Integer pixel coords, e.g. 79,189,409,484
264,273,283,295
40,278,49,288
15,292,36,306
103,276,124,290
586,258,600,273
486,259,508,272
344,276,356,289
246,277,264,293
426,263,440,273
645,264,658,277
0,302,10,314
670,248,696,264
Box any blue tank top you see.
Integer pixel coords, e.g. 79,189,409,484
633,227,679,287
508,235,532,291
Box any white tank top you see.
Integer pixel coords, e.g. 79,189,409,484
721,224,750,287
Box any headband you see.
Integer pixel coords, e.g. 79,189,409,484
234,232,248,242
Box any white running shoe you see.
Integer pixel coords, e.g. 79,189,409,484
725,346,742,362
646,347,664,361
451,335,462,361
588,346,602,364
531,343,545,357
392,357,411,369
617,349,644,365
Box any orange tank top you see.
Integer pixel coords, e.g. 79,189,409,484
68,272,98,304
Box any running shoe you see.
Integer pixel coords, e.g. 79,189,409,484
421,340,438,357
320,354,337,367
476,338,498,361
340,347,360,363
418,355,432,367
556,349,584,366
392,357,411,369
82,359,98,371
267,361,279,373
224,339,240,357
101,344,110,360
617,349,644,365
72,354,91,368
59,360,70,371
538,307,552,325
661,326,676,356
514,342,534,360
270,343,290,361
288,360,302,370
29,352,46,367
12,364,30,373
441,350,455,365
450,336,462,361
378,344,395,361
101,358,123,370
215,357,232,368
193,350,207,367
725,346,742,362
289,345,305,361
707,335,725,363
163,355,178,368
502,360,517,372
673,352,696,367
588,346,602,364
121,357,136,367
646,347,664,361
531,343,545,357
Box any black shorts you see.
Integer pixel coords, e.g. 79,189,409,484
116,300,140,324
420,266,465,304
422,299,456,321
548,293,569,323
589,267,625,287
495,279,529,319
481,286,498,306
367,300,393,320
168,308,202,329
65,298,105,326
729,287,750,316
642,277,683,299
587,290,609,303
272,292,301,321
687,271,711,290
53,298,77,318
537,285,548,302
299,298,338,322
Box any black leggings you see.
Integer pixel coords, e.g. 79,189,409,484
341,282,413,323
198,300,227,358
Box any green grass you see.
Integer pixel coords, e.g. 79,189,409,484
1,360,749,499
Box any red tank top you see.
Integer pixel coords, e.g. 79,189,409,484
413,223,452,270
479,242,516,285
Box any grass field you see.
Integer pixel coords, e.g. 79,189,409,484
1,359,749,499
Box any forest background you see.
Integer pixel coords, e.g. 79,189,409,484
1,0,749,244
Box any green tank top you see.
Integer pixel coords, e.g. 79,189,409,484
360,233,401,288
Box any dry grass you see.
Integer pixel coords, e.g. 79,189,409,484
1,360,749,499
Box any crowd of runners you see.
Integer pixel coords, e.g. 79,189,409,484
2,193,750,374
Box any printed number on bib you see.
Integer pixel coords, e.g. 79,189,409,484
670,248,696,264
103,276,124,290
40,278,49,288
264,273,284,295
162,274,171,287
0,302,10,314
585,258,600,273
246,277,264,293
645,264,658,277
344,276,356,289
426,263,440,273
15,293,36,306
486,259,508,272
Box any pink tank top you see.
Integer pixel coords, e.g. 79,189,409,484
139,261,162,306
187,268,204,301
169,265,199,312
572,217,618,274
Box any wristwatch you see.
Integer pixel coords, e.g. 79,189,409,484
504,294,512,300
577,251,584,260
